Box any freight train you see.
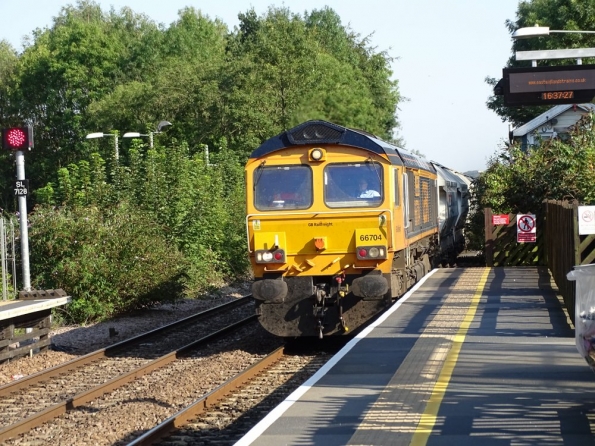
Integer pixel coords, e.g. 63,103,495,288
245,120,471,338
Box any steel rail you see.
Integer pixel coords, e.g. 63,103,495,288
0,313,257,443
127,346,286,446
0,295,252,397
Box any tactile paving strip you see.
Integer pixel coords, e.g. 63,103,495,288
351,268,489,442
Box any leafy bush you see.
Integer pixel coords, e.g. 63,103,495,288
28,202,187,323
32,139,250,323
121,140,250,295
467,113,595,250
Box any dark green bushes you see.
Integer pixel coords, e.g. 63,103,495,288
28,203,186,323
31,140,249,324
468,113,595,250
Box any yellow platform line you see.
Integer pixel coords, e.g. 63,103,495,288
410,267,491,446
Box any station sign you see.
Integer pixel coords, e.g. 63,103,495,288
14,179,29,197
492,214,510,226
578,206,595,235
496,64,595,106
517,213,537,243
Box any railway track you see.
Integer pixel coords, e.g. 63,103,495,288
129,347,332,446
0,296,265,444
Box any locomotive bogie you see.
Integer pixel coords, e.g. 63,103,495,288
254,273,393,337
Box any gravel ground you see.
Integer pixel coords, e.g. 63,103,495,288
4,325,280,446
0,283,251,385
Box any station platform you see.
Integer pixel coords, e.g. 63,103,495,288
0,296,71,362
0,296,71,321
236,267,595,446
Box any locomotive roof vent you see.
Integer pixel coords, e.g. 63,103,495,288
287,120,344,145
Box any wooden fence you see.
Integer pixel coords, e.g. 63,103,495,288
544,200,595,325
485,201,595,325
0,309,52,362
484,208,545,267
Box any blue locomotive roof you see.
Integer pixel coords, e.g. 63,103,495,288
249,120,435,172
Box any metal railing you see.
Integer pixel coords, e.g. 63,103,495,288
0,217,17,300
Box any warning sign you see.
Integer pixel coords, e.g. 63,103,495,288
492,214,510,225
579,206,595,235
517,214,536,243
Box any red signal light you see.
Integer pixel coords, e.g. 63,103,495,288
2,126,33,151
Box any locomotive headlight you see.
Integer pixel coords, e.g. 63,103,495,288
309,148,325,161
356,245,388,260
255,249,286,264
368,247,380,258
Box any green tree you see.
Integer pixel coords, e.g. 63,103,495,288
9,1,162,187
224,6,401,156
223,7,323,150
487,0,595,126
0,40,20,209
88,7,228,153
468,113,595,249
305,7,401,136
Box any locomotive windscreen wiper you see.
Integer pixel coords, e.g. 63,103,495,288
254,160,267,189
367,157,382,190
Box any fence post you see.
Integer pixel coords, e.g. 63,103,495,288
484,208,494,267
573,203,581,266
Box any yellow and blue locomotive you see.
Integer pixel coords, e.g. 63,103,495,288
246,120,450,338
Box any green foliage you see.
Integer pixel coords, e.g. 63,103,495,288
88,7,228,148
488,0,595,126
28,202,186,323
468,113,595,249
2,2,400,196
8,0,164,189
215,5,400,157
34,138,249,316
0,2,399,323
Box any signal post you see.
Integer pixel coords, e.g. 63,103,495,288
0,127,71,363
2,126,33,291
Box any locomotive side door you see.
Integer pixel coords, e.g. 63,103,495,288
391,167,405,250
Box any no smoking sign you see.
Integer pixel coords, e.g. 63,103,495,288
579,206,595,235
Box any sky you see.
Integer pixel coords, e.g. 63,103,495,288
1,0,522,173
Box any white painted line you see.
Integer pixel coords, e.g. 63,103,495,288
234,269,438,446
0,297,72,321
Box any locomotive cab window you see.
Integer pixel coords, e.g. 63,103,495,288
324,162,383,208
253,165,313,210
393,168,400,206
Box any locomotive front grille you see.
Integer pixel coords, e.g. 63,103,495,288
288,123,343,144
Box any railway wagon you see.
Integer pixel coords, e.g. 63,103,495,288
432,162,471,266
246,120,442,338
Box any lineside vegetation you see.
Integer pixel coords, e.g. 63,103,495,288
0,2,401,323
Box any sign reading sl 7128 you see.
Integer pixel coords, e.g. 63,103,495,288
14,179,29,197
499,64,595,106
